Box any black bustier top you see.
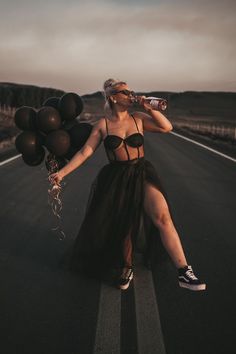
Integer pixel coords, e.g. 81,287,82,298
103,114,144,161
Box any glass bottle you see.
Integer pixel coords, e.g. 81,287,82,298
133,96,167,111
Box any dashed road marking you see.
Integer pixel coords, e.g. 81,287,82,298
133,254,166,354
94,283,121,354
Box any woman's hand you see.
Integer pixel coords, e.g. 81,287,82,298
49,170,64,185
136,95,152,112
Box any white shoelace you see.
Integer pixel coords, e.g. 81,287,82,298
121,267,133,280
185,267,198,280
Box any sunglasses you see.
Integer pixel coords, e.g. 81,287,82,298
114,89,136,97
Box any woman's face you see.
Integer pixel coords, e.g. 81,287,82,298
111,84,135,108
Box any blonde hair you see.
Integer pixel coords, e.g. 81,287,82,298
102,78,127,118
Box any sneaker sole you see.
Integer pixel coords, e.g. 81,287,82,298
179,281,206,291
118,273,134,290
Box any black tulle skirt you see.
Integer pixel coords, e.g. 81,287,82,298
62,157,173,279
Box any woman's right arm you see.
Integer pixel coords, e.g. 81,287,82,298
49,119,103,184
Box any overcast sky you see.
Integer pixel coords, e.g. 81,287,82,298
0,0,235,94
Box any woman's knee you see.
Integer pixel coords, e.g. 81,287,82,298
144,182,173,228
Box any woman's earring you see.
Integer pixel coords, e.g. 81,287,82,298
114,100,117,103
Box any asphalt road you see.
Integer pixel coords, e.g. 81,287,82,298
0,129,235,354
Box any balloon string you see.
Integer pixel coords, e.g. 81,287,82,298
46,154,67,240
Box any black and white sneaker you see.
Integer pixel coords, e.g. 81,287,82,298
117,266,134,290
178,265,206,291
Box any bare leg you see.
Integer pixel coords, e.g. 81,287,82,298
157,217,188,268
144,183,188,269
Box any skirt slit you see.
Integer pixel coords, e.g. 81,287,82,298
62,157,174,279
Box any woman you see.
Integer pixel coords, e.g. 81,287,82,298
49,78,206,291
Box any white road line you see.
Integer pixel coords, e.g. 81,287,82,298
93,283,121,354
133,254,166,354
170,131,236,163
0,154,21,166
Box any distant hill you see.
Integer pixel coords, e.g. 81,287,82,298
0,82,65,108
0,82,235,122
82,90,236,123
0,82,236,152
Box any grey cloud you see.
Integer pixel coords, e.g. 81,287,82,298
0,0,235,93
1,0,235,39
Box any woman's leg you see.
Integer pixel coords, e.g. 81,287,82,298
123,231,132,267
144,182,188,269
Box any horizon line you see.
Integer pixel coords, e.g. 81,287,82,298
0,81,236,95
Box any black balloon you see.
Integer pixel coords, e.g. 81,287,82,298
22,147,45,166
15,131,42,156
45,129,70,156
63,119,78,131
37,106,62,133
37,131,47,146
43,97,60,109
59,92,84,121
14,106,37,131
68,122,92,150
